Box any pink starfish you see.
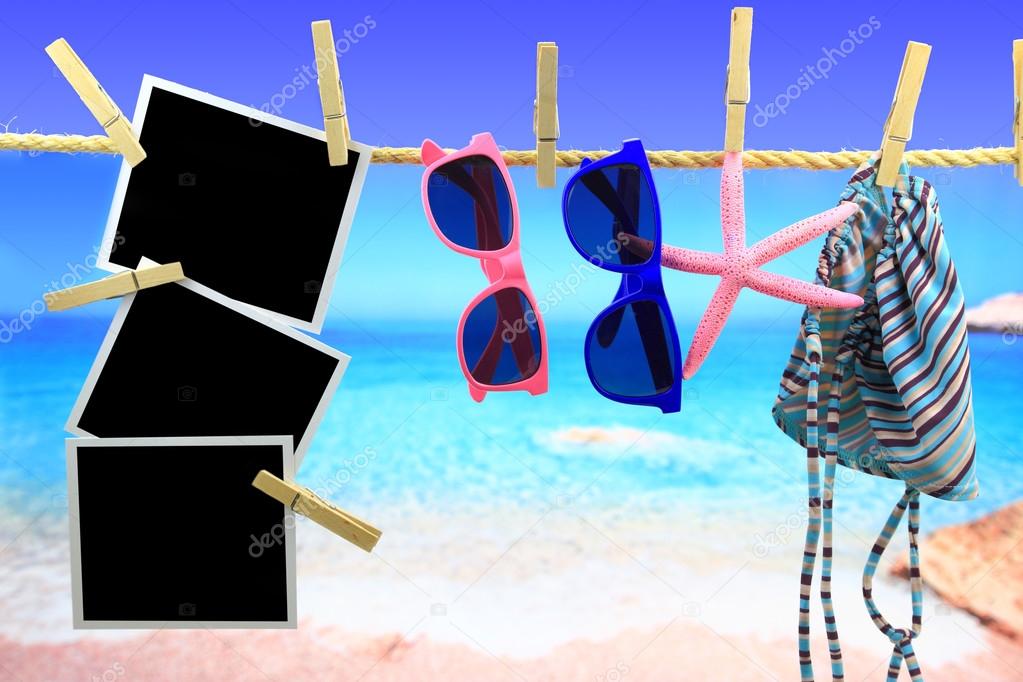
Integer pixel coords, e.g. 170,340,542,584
659,151,863,379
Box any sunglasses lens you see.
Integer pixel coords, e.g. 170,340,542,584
427,155,513,251
565,163,657,267
462,288,542,386
587,299,675,397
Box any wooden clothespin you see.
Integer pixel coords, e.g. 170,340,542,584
877,41,931,187
1013,40,1023,184
252,470,381,552
44,262,184,312
45,38,146,166
724,7,753,153
311,20,350,166
534,42,559,188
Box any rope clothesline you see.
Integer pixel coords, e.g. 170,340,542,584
0,132,1017,170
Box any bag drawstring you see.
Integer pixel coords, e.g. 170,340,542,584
862,488,924,682
821,365,845,678
799,334,845,681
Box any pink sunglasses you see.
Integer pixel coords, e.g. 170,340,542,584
420,133,549,402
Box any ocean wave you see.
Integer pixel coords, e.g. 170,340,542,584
539,425,751,470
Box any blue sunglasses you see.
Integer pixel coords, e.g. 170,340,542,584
562,139,682,413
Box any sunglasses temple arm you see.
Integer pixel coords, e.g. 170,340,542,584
442,164,536,383
470,166,538,375
615,167,644,268
471,163,506,253
579,172,642,250
580,167,643,350
469,292,537,383
470,320,503,385
496,289,539,375
468,296,536,382
455,165,503,384
595,305,627,348
582,170,676,388
579,171,671,383
442,165,503,248
634,301,675,390
594,285,673,390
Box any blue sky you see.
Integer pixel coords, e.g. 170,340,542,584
1,1,1022,328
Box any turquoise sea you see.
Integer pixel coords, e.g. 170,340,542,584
2,311,1020,532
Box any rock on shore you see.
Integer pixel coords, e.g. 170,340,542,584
966,292,1023,335
892,502,1023,640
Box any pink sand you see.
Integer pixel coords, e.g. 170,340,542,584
3,496,1021,680
3,624,1022,681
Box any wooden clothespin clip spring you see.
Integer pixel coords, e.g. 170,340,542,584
252,470,381,552
45,38,146,167
311,20,350,166
724,7,753,153
877,41,931,187
44,262,184,312
534,42,559,188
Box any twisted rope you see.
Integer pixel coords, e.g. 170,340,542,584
0,133,118,154
0,133,1016,170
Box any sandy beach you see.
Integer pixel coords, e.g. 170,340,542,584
2,322,1020,680
3,500,1021,681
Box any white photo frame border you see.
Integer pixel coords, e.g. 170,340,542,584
66,435,298,629
64,278,350,468
97,74,372,334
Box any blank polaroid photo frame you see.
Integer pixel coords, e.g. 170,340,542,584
67,436,297,629
66,279,348,467
98,75,371,333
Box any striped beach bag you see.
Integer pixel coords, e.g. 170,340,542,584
773,156,978,681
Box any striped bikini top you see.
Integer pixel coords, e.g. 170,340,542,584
772,157,979,682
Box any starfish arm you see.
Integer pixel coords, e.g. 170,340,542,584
682,277,743,379
720,151,746,255
747,201,858,267
616,232,657,263
747,269,864,309
618,234,727,275
661,243,727,275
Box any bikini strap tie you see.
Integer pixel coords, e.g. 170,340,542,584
863,488,924,682
798,333,845,681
